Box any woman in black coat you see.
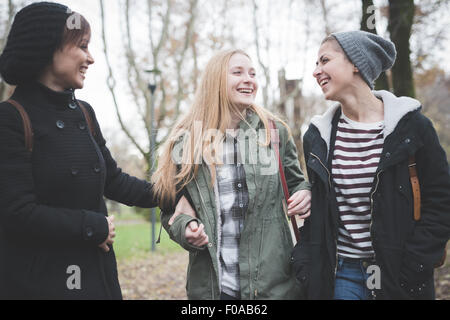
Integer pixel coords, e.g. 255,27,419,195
292,31,450,300
0,2,184,299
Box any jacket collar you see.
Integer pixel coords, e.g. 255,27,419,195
14,81,75,111
310,90,421,153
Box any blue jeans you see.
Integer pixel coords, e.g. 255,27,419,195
333,257,376,300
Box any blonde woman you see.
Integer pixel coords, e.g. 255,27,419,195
153,49,311,300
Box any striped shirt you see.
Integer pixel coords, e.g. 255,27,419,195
332,113,384,259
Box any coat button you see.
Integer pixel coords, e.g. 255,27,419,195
68,102,77,110
208,243,213,248
404,138,411,144
85,227,93,238
385,152,391,158
56,120,65,129
93,164,101,173
79,122,87,130
70,167,79,176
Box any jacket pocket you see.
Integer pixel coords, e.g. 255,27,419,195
255,217,294,298
186,250,215,299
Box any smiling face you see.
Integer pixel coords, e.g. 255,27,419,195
227,53,258,110
48,35,94,91
313,39,358,101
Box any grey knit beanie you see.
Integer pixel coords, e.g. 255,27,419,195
331,30,397,89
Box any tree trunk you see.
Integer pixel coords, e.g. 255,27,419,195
360,0,390,91
278,70,306,172
388,0,415,98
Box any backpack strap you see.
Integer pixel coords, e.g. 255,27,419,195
5,99,96,154
76,100,96,137
7,99,33,153
408,156,421,221
269,119,300,242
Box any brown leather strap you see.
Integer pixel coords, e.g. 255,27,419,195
408,156,447,268
408,156,421,221
269,119,300,242
7,99,33,153
76,100,96,137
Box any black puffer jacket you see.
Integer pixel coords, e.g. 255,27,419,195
292,90,450,300
0,82,157,299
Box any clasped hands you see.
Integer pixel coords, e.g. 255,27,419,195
99,215,115,252
168,189,311,248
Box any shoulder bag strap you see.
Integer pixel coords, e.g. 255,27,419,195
76,100,96,137
7,99,33,153
269,119,300,242
408,156,421,221
409,155,447,267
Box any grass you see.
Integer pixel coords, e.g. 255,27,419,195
113,221,183,261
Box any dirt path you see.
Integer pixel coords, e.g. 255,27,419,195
118,251,449,300
118,251,189,300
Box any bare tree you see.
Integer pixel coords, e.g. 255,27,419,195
251,0,270,109
360,0,390,91
99,0,198,176
388,0,416,97
319,0,332,35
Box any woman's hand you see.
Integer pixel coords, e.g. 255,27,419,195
169,195,197,226
99,215,116,252
287,190,311,219
185,221,209,247
168,196,207,247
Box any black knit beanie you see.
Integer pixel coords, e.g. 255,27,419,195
0,2,70,85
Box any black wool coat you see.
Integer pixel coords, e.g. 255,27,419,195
0,82,157,299
292,92,450,300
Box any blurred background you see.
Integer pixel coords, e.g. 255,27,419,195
1,0,449,299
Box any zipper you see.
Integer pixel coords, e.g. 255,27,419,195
309,152,339,279
368,169,383,299
369,170,383,260
210,265,215,300
309,152,332,190
250,161,258,300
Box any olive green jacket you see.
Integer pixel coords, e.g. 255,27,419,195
161,111,310,300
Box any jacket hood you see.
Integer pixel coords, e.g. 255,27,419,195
310,90,422,152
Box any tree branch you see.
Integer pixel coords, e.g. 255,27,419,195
99,0,146,158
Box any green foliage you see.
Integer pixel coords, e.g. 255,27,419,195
134,206,161,223
113,222,182,261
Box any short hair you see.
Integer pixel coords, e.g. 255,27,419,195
60,13,91,48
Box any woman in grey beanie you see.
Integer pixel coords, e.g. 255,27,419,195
291,30,450,300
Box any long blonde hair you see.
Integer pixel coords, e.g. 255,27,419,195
152,49,289,207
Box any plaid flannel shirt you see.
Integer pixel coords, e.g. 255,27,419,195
216,134,249,298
